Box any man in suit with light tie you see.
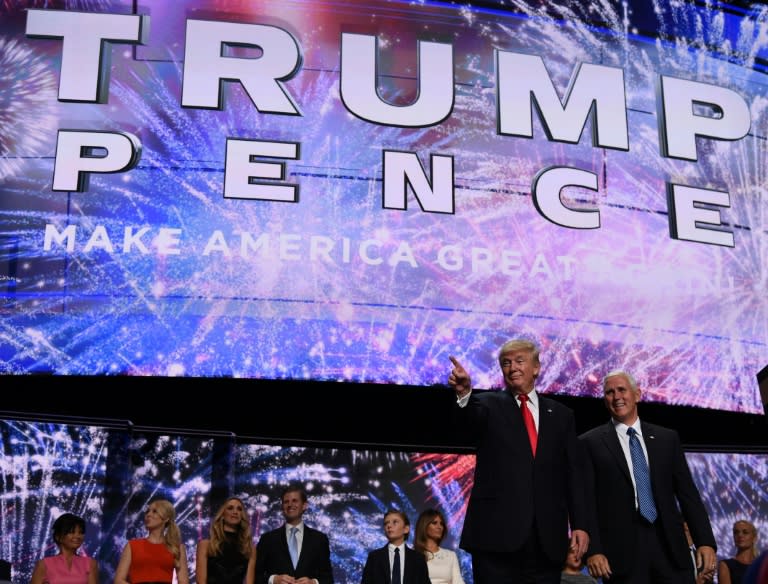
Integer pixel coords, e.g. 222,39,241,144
255,484,334,584
448,338,590,584
580,370,717,584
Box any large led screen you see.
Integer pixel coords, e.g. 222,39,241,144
0,0,765,413
2,419,767,584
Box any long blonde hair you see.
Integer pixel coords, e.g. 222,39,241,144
208,497,254,559
152,499,183,564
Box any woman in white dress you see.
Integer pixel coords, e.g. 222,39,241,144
414,509,466,584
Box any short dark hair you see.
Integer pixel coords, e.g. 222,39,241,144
52,513,86,542
384,508,411,541
281,484,308,503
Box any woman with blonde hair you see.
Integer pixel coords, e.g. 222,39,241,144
196,497,256,584
414,508,465,584
719,519,759,584
114,499,189,584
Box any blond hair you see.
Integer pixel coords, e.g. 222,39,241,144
152,499,183,565
733,519,759,559
208,497,254,559
498,339,540,365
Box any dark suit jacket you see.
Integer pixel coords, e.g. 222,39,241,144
455,389,589,563
360,544,430,584
255,523,333,584
580,420,716,576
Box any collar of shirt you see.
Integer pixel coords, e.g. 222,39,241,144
389,543,404,566
515,389,539,411
515,389,540,429
612,418,642,438
286,523,304,537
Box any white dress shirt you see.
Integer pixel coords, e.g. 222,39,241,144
268,523,318,584
389,543,405,579
612,418,651,511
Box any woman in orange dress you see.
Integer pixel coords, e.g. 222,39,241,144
114,499,189,584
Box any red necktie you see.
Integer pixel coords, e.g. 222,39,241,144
518,393,537,456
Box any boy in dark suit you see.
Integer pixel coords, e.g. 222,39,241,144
361,509,430,584
255,484,334,584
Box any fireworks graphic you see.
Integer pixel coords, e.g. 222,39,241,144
0,420,108,583
2,419,766,584
0,35,58,179
0,0,765,413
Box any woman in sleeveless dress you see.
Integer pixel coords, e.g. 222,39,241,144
30,513,98,584
196,497,256,584
114,499,189,584
718,520,759,584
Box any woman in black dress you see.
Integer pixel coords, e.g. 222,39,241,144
197,497,256,584
718,520,759,584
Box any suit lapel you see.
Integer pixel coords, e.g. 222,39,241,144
536,396,555,454
282,525,296,571
640,421,659,486
501,391,534,458
601,421,632,484
401,546,415,584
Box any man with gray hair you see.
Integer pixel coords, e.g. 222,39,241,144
580,370,716,584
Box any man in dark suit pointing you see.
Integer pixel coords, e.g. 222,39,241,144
255,484,334,584
448,338,590,584
580,370,717,583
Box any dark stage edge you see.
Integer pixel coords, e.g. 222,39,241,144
3,375,767,452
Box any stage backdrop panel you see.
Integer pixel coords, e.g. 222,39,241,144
0,419,109,584
2,418,767,584
0,0,765,413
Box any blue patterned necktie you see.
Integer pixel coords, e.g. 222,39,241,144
289,526,299,569
391,546,401,584
627,427,658,522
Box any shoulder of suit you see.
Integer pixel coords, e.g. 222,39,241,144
303,525,329,538
537,395,572,412
261,526,285,539
473,388,502,399
641,421,677,438
579,421,612,441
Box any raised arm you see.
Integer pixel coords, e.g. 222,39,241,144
448,356,471,398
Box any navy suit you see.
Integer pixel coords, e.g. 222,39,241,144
580,420,716,581
360,545,430,584
455,389,589,581
255,523,333,584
